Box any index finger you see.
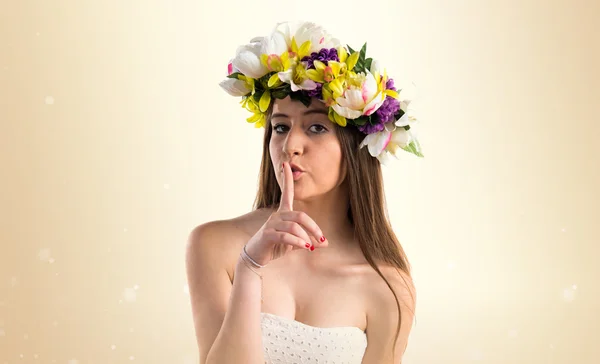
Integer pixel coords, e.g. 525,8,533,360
278,162,294,211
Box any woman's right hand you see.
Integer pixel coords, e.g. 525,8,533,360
243,162,328,266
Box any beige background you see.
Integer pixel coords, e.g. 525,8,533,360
1,0,599,363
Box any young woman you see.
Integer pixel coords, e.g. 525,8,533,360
186,21,423,364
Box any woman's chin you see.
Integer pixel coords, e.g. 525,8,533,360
291,187,313,202
292,188,328,203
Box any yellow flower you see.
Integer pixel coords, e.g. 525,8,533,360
369,59,399,100
278,61,317,92
306,60,343,83
290,37,312,60
241,97,267,128
328,108,347,127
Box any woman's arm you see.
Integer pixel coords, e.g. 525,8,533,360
185,221,265,364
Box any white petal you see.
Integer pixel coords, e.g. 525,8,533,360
370,59,383,75
232,43,268,79
227,59,241,75
359,133,376,149
332,104,362,119
293,22,319,46
395,113,410,127
324,36,341,49
261,31,288,55
292,21,339,54
336,89,364,109
362,91,385,116
362,129,391,157
361,71,379,102
299,79,317,90
278,70,293,82
274,21,298,48
290,80,301,92
389,128,412,148
399,99,411,112
377,150,393,165
219,78,250,96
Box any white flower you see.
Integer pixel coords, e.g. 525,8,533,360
360,123,393,157
231,40,269,79
219,78,251,96
396,99,418,128
359,106,421,164
272,21,340,54
277,62,317,91
386,126,413,155
260,30,288,56
292,22,340,53
360,125,415,164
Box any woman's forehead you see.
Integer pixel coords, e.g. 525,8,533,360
272,97,329,118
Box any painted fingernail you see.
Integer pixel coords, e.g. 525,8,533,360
319,236,326,243
305,243,311,249
310,245,315,251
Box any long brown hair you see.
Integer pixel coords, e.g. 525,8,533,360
252,100,416,359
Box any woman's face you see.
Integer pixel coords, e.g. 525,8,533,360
269,96,345,202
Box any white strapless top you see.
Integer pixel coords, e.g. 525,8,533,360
260,312,367,364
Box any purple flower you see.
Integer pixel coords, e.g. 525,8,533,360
357,121,386,134
302,48,339,69
305,83,323,98
386,78,396,91
375,96,400,124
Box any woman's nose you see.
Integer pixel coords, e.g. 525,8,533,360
282,127,304,156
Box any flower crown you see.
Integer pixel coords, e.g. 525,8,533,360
219,21,423,164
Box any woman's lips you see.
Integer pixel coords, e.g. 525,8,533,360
292,171,303,180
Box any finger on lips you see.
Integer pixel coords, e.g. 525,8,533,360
279,162,294,212
279,162,327,250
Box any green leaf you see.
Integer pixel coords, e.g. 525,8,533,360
227,72,243,79
353,43,368,74
359,43,367,64
253,91,263,102
277,84,292,93
353,116,369,126
401,140,424,157
258,73,273,86
271,89,288,99
347,45,355,54
365,58,373,72
394,109,405,120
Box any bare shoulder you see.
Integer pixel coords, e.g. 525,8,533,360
188,208,272,240
186,207,276,278
367,265,416,306
362,264,416,325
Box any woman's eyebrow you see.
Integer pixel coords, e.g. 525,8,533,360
303,109,328,116
271,109,328,119
271,112,288,119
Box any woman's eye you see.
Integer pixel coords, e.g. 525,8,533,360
310,124,327,133
272,124,327,134
273,124,288,133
